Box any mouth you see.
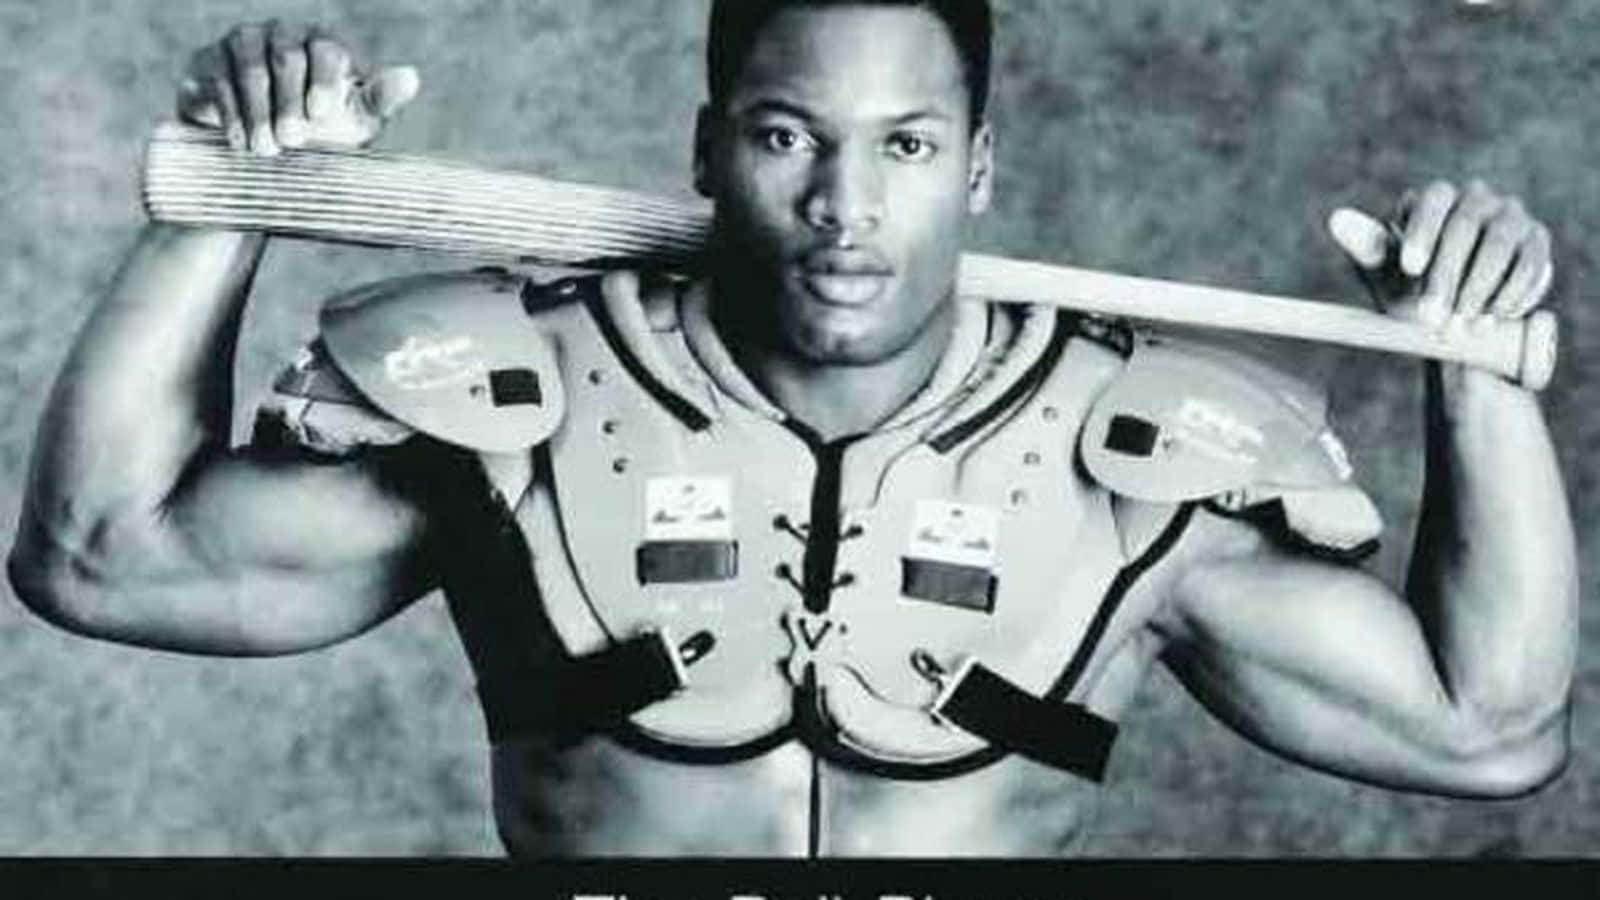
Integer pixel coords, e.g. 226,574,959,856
795,249,893,307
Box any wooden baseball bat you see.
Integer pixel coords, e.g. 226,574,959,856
142,123,1557,389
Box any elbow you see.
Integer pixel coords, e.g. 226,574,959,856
1445,705,1571,799
7,531,130,642
8,538,98,636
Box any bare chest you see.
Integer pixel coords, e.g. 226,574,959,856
489,737,1104,858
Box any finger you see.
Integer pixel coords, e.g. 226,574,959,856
267,21,310,148
192,44,244,148
1423,181,1501,322
1457,201,1532,317
1492,224,1553,318
1400,180,1458,278
226,23,277,156
306,26,353,121
360,65,421,119
1329,207,1413,310
175,76,223,128
1328,207,1393,270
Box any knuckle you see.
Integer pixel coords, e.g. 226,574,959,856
226,24,259,50
1425,178,1458,205
308,35,346,61
1487,213,1529,243
268,46,305,72
266,28,293,55
1461,189,1500,219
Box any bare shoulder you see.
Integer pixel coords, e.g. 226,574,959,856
1144,502,1397,653
9,432,446,657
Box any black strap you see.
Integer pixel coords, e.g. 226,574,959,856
427,444,685,745
928,310,1074,454
477,631,685,743
935,663,1119,781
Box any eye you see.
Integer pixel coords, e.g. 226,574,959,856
886,132,938,162
755,125,814,155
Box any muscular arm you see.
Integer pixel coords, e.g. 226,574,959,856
1152,185,1576,798
8,23,431,655
8,224,435,655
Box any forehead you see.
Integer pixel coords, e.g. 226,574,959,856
727,5,969,121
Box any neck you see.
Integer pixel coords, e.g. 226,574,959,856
715,303,956,443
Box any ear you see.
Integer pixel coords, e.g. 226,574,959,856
966,121,994,215
693,105,717,198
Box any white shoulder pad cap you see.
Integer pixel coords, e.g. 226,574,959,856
1081,334,1382,554
319,268,566,453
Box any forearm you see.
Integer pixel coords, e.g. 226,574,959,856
14,223,266,582
1407,362,1577,732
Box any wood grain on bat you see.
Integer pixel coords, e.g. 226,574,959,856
143,123,1557,389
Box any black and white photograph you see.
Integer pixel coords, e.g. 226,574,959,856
0,0,1594,882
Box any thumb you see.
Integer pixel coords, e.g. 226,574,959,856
361,65,421,119
1326,207,1395,271
1328,205,1422,314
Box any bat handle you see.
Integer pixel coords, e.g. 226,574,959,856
1452,308,1558,390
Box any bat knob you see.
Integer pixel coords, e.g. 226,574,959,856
1517,309,1559,391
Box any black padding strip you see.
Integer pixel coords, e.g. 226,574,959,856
928,311,1074,454
636,540,739,584
937,664,1118,781
606,718,798,765
1105,414,1160,458
489,368,542,407
1048,501,1198,699
900,558,997,613
1202,499,1380,565
579,278,712,432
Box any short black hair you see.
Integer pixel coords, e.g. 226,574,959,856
707,0,993,129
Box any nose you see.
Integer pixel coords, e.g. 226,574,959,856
801,145,884,241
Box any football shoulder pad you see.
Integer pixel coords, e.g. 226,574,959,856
258,267,571,456
1080,333,1382,559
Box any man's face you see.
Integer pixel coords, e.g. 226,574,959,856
698,4,993,365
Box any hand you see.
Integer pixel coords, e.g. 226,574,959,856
1328,179,1554,328
176,21,420,156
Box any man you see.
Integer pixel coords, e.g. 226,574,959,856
7,1,1576,857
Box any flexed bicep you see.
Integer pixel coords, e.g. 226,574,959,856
1152,531,1566,799
11,437,440,657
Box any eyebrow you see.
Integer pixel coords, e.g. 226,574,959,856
734,98,956,127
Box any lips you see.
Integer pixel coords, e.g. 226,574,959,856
796,249,893,307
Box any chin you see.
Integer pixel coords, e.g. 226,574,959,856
781,307,899,366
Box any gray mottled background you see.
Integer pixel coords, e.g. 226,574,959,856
0,0,1595,856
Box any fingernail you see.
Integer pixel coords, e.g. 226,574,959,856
1401,245,1426,277
278,117,307,148
251,125,280,157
